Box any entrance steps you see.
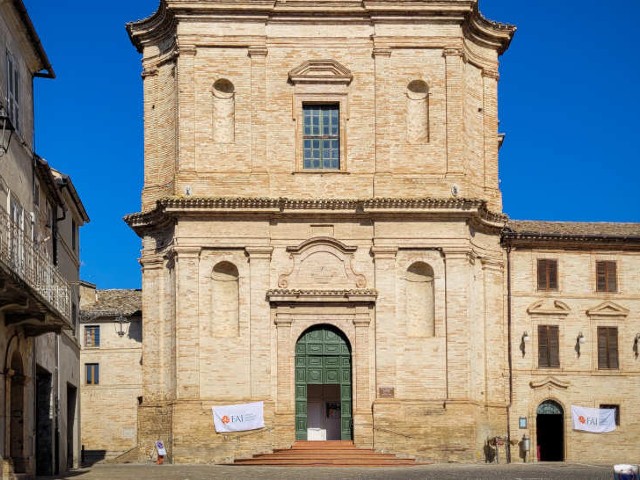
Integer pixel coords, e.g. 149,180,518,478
232,440,422,467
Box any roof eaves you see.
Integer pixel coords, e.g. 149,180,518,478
12,0,55,78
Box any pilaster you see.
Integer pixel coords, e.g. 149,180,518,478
174,246,201,399
371,246,397,396
443,248,472,399
248,46,268,173
482,69,501,210
140,256,170,401
481,256,507,405
373,47,392,176
443,48,465,176
275,311,294,414
245,246,273,398
353,308,374,447
177,45,197,173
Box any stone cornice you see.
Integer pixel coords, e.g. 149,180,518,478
464,5,516,55
127,1,177,54
123,196,507,236
267,288,378,304
127,1,514,56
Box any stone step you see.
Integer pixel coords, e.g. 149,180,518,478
232,441,421,467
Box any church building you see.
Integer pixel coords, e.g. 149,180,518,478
124,0,640,464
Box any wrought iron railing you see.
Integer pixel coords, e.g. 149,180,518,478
0,206,71,324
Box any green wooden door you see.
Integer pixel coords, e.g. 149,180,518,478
295,326,352,440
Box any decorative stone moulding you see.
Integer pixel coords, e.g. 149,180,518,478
526,300,571,317
529,377,570,390
288,59,353,86
266,289,378,304
278,237,367,289
123,196,508,235
586,301,629,319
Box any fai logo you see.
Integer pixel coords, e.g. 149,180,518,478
221,416,231,424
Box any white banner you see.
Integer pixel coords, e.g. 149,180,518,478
212,401,264,433
571,405,616,433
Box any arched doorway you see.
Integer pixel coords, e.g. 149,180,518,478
10,351,26,473
295,325,352,441
536,400,564,461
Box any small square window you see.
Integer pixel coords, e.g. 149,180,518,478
537,259,558,291
599,404,620,426
85,363,99,385
596,261,617,293
85,325,100,348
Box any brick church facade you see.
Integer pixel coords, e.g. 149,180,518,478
124,0,640,464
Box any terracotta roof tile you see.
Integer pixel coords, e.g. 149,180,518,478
80,289,141,321
506,220,640,239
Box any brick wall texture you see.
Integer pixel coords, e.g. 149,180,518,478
122,0,640,465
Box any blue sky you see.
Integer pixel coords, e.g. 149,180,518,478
25,0,640,289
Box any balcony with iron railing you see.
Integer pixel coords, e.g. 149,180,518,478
0,205,72,334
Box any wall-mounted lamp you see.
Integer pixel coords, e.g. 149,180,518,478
634,333,640,358
0,107,15,157
575,332,586,357
520,331,530,356
114,315,130,338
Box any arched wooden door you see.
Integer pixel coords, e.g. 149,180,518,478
295,326,352,440
536,400,564,461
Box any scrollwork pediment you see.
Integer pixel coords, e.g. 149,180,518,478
526,300,571,316
529,377,570,390
278,237,366,290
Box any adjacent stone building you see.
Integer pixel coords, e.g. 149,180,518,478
79,283,142,464
124,0,639,465
0,2,89,477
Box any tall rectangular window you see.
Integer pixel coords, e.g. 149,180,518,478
538,325,560,368
596,261,617,292
598,326,619,369
5,50,19,131
85,325,100,347
85,363,99,385
537,259,558,291
303,104,339,170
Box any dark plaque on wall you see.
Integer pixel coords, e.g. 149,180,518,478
379,387,395,398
